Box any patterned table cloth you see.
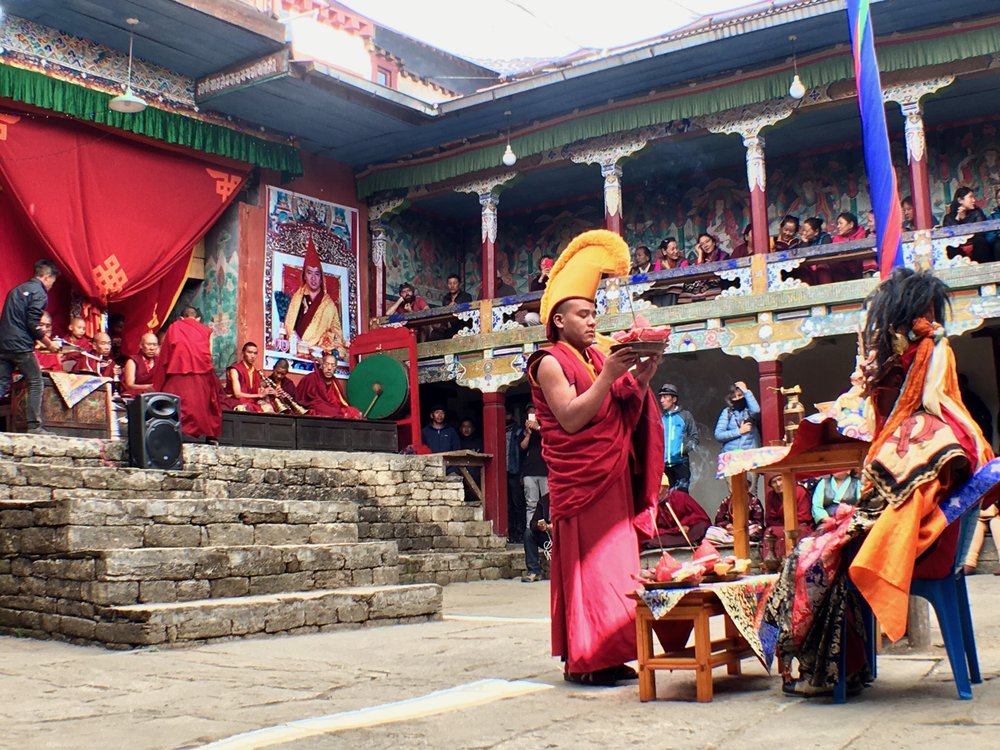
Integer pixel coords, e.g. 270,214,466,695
637,574,778,668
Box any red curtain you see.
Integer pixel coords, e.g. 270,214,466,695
0,109,248,352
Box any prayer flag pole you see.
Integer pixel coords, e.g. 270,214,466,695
846,0,903,279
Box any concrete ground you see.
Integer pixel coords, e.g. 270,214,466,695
1,574,998,750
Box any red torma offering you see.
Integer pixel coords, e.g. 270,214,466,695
611,314,672,344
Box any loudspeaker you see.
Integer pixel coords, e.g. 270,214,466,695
128,392,183,470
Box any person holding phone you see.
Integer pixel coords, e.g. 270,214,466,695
714,380,761,455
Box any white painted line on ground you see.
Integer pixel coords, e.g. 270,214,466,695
444,614,551,623
195,678,553,750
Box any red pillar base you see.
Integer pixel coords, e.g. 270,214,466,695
758,360,784,447
481,391,508,536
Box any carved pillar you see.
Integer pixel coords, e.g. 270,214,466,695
456,173,517,300
568,137,647,237
481,390,508,537
885,78,954,231
367,198,405,318
758,359,784,448
703,103,795,255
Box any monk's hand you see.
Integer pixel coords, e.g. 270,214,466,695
602,348,640,380
632,352,661,387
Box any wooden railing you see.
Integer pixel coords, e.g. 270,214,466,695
375,220,1000,340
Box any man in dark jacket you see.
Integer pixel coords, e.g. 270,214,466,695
0,259,61,433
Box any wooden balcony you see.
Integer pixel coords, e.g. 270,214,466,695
374,221,1000,391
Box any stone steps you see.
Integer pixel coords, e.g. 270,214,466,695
0,496,360,553
7,541,399,605
398,549,526,585
0,584,442,647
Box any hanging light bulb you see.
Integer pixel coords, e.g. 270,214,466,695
501,110,517,166
789,74,806,100
787,35,805,100
109,18,147,114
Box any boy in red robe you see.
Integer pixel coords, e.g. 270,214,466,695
60,316,92,371
152,306,222,440
527,229,664,686
71,332,118,378
224,341,274,412
297,353,362,419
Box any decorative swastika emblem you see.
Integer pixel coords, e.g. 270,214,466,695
92,255,128,297
206,168,241,202
0,114,21,141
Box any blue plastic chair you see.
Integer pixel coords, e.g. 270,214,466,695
834,505,982,703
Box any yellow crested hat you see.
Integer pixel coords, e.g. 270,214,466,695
539,229,631,341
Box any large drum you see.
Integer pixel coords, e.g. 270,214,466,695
346,353,409,420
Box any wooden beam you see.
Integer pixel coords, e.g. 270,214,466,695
168,0,287,44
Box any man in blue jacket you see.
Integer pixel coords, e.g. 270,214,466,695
0,260,61,434
659,383,699,491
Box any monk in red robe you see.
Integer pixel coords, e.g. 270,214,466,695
644,484,711,549
224,341,274,412
266,358,302,414
121,332,159,397
297,353,362,419
60,315,92,371
527,229,664,686
72,332,118,378
281,236,348,361
33,313,63,372
152,306,222,440
762,474,813,560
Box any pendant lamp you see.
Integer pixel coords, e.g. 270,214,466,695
109,18,147,114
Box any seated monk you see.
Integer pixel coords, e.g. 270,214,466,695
762,474,814,560
72,332,118,379
267,359,302,413
60,315,92,370
296,353,362,419
225,341,274,412
33,312,63,372
121,332,159,397
642,480,711,549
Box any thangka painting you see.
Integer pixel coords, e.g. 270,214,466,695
264,187,359,376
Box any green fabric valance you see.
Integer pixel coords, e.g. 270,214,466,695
356,24,1000,200
0,62,303,176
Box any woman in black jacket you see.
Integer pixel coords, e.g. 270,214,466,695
943,186,997,263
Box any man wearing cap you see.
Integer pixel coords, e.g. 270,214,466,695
659,383,699,492
527,229,665,686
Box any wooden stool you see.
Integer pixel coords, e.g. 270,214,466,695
633,590,753,702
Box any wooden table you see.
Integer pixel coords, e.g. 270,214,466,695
632,589,753,702
728,441,869,557
439,449,491,502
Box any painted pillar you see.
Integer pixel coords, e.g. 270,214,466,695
601,163,624,236
367,197,405,319
369,220,387,318
481,390,508,536
703,103,795,255
885,77,954,230
456,174,516,301
479,191,499,300
758,359,784,448
568,138,648,239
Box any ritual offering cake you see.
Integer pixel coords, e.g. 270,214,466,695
634,539,752,589
610,314,671,355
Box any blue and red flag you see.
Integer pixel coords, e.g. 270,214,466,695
847,0,903,279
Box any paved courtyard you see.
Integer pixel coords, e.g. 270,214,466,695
1,575,998,749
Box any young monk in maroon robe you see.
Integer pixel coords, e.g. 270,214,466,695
297,353,362,419
266,358,301,413
762,474,814,560
527,229,665,686
224,341,274,412
643,483,711,549
60,315,92,371
121,332,159,397
152,306,222,440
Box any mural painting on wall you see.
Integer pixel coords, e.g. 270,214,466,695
382,210,466,304
197,204,240,375
264,186,359,376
